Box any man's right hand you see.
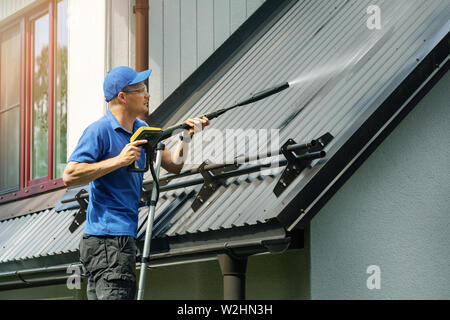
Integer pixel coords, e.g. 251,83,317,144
117,140,148,166
63,139,149,187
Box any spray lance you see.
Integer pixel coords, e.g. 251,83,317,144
127,81,290,210
128,81,290,173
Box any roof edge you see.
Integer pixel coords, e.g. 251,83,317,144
0,251,79,275
277,31,450,230
145,219,301,265
0,220,304,288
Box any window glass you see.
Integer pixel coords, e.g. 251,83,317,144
0,24,21,193
54,0,68,178
0,26,20,109
31,13,50,180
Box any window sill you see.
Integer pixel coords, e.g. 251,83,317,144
0,178,65,204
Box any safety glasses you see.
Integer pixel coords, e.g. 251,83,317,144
123,84,148,94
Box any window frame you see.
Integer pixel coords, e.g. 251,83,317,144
0,0,66,203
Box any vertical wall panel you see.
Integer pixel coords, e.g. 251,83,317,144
149,0,164,112
180,0,197,80
110,0,132,68
213,0,230,49
108,0,136,70
230,0,247,32
197,0,214,65
163,0,181,98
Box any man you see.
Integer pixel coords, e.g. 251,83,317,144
63,66,209,300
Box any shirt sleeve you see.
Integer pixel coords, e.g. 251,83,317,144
68,124,106,163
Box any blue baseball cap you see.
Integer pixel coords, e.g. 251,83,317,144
103,66,152,102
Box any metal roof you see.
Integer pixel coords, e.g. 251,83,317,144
0,209,82,265
146,0,450,234
0,189,66,221
140,175,280,238
0,0,448,270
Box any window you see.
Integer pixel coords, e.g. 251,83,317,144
0,0,68,201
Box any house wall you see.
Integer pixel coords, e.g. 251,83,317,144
310,71,450,299
0,283,83,300
147,0,265,113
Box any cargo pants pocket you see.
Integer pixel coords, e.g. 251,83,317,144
97,272,137,300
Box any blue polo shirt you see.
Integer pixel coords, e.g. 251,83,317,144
68,109,147,238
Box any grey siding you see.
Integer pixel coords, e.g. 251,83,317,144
311,70,450,299
148,0,265,111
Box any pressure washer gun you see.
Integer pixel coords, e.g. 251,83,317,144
128,81,291,173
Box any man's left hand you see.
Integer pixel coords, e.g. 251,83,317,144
184,116,210,137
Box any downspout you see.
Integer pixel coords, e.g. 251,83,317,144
134,0,149,73
218,254,248,300
134,0,150,123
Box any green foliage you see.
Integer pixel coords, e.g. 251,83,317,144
32,44,68,179
32,44,49,179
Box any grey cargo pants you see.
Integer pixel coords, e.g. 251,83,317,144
79,234,137,300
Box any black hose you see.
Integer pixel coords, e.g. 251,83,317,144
149,155,160,206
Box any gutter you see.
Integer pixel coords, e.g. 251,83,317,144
146,232,293,268
0,264,76,291
0,223,301,291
